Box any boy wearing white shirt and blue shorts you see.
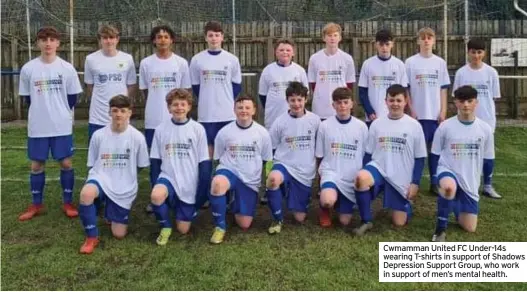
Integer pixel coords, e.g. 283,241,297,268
79,95,150,254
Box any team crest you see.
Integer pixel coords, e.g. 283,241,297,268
403,133,408,138
126,148,130,153
354,139,358,144
224,66,228,71
118,62,125,69
188,138,193,144
308,130,312,134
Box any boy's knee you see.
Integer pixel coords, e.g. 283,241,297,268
30,161,45,173
59,158,72,169
151,186,167,205
293,212,306,223
339,216,352,226
355,170,373,189
266,172,282,190
80,185,98,205
112,230,127,239
211,176,228,195
176,223,191,234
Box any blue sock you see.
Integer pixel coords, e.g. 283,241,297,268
405,203,413,224
436,196,453,233
266,188,283,222
60,168,74,204
149,159,161,188
428,155,438,185
209,194,227,230
79,204,98,238
30,171,45,205
355,189,372,223
152,202,172,228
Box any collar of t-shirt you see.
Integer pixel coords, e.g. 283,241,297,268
276,61,292,67
171,118,190,125
236,121,253,129
207,49,222,56
388,114,405,120
457,117,475,126
336,115,352,124
288,110,307,118
377,55,391,61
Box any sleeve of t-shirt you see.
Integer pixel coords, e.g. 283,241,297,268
213,130,225,160
483,126,496,159
84,57,93,84
361,122,369,156
300,67,309,89
137,133,150,168
307,55,317,83
346,55,357,83
431,123,444,156
399,61,409,87
261,130,274,162
67,66,83,95
197,125,210,162
491,68,501,99
414,123,428,158
440,59,450,87
87,133,99,167
231,57,242,84
315,123,325,158
189,56,200,86
179,59,191,89
365,122,376,154
358,60,368,88
18,65,30,96
452,70,460,96
269,118,281,150
405,59,412,88
139,60,148,90
126,56,137,85
150,129,161,159
258,68,269,96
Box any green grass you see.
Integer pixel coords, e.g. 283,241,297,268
2,125,527,290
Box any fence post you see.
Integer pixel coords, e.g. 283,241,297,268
11,38,21,120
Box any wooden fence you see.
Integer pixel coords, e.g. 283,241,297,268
2,20,527,121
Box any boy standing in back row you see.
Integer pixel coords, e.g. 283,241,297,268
18,26,83,221
452,39,501,199
405,27,450,194
308,22,356,120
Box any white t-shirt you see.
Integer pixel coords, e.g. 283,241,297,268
315,116,368,202
84,50,137,126
270,111,321,187
359,55,408,121
139,53,191,129
432,117,494,202
19,57,83,138
258,62,309,129
308,49,356,119
87,125,150,209
452,63,500,131
214,121,273,191
405,54,450,120
189,50,242,123
150,119,209,204
366,115,428,198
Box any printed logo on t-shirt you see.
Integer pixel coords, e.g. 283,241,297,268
100,150,130,168
284,134,312,151
378,135,407,154
117,62,126,69
318,66,343,83
330,140,358,159
470,83,490,98
450,138,482,159
164,140,192,159
98,73,123,84
202,69,227,83
34,74,63,94
228,141,257,160
371,72,397,88
415,70,439,87
150,72,178,90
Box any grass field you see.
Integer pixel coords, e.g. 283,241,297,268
1,124,527,290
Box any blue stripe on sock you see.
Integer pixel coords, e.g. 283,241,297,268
30,172,45,205
209,194,227,230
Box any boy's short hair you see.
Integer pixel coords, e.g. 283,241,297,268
454,85,478,100
375,29,393,43
97,24,120,39
235,95,256,107
166,88,193,106
109,94,132,109
150,25,176,45
467,38,486,51
36,26,60,41
204,21,223,34
322,22,342,36
418,27,436,39
332,87,353,102
285,81,308,99
386,84,407,99
274,38,295,50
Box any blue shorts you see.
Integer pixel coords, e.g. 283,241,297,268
88,123,105,144
272,164,312,213
144,129,155,150
201,121,232,145
86,179,130,224
27,135,74,162
215,169,258,217
419,120,439,144
437,172,479,215
321,181,355,215
156,178,197,222
364,164,411,214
